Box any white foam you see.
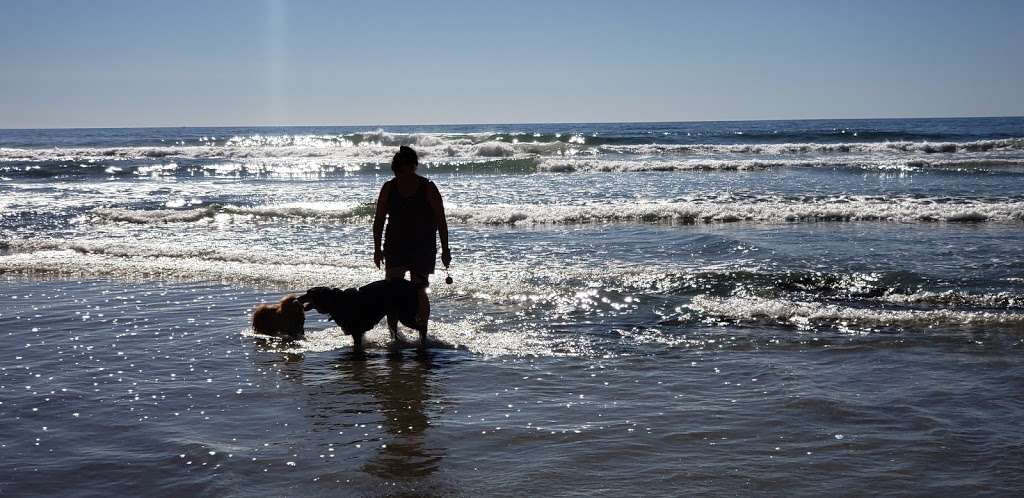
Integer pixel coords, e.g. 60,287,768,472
540,158,797,172
3,138,1020,169
538,157,1024,172
688,295,1024,329
877,290,1024,308
89,202,373,224
443,198,1024,225
472,141,516,157
3,238,365,268
83,197,1024,226
598,138,1024,156
0,239,684,312
241,319,581,358
0,249,378,289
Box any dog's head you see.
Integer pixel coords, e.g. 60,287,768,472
278,294,305,322
297,286,356,313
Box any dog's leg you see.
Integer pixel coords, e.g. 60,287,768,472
352,332,364,353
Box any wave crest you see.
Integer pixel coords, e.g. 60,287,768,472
83,197,1024,226
2,137,1021,166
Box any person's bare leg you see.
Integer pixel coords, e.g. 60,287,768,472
417,288,429,348
418,320,428,349
387,313,399,342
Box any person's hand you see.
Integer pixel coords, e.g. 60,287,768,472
374,248,384,269
441,247,451,268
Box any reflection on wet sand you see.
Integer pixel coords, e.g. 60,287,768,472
250,341,450,488
335,351,444,480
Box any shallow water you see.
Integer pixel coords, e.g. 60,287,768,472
2,118,1024,495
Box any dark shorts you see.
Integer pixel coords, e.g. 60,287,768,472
385,266,429,288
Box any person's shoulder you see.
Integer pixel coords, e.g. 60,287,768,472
417,175,439,190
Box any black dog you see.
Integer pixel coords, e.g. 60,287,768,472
297,279,426,351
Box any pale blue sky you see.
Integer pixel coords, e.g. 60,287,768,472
1,0,1021,128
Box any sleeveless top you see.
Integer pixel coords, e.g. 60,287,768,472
383,176,438,275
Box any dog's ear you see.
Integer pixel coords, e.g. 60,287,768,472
280,295,304,316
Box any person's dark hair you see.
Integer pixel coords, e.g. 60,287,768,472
391,145,419,173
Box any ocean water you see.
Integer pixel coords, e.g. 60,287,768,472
1,117,1023,496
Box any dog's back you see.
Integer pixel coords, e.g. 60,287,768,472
303,280,419,335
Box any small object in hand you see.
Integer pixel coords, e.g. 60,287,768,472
445,270,453,285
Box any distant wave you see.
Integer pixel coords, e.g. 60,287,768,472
537,157,1024,172
9,156,1024,180
444,200,1024,225
597,138,1024,156
2,137,1021,165
84,197,1024,226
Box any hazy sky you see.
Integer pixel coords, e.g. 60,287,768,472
1,0,1022,128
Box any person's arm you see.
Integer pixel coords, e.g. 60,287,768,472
372,183,390,269
427,182,451,268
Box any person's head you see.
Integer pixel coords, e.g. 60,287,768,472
391,145,418,175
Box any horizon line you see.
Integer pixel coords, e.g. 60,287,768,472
2,114,1023,132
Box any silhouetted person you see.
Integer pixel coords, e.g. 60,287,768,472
373,146,451,337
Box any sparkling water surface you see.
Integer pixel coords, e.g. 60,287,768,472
1,118,1023,495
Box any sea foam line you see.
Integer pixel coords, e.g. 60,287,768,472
536,157,1024,172
5,155,1023,179
688,295,1024,329
83,197,1024,225
597,138,1024,156
2,137,1021,163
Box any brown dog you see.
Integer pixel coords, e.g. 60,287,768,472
252,294,305,338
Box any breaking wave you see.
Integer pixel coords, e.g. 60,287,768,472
0,137,1019,163
537,157,1024,172
596,138,1024,156
83,197,1024,226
